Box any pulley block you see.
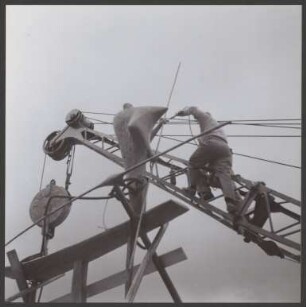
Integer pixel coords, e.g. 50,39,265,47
65,109,94,129
29,180,72,229
43,131,72,161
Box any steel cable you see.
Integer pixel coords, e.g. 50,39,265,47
5,122,230,247
39,154,47,191
158,135,301,169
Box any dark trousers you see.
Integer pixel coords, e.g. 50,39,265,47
188,139,240,202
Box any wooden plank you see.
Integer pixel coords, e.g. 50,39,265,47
21,200,188,282
5,266,14,279
50,247,187,302
71,260,88,302
7,250,34,303
127,223,168,302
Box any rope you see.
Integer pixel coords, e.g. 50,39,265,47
39,154,47,191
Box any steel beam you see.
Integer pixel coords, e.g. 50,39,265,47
114,186,183,302
126,223,168,302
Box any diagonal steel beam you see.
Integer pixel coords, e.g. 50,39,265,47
126,223,168,302
113,186,182,302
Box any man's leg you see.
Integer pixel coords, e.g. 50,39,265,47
215,172,241,212
210,147,242,214
185,145,213,199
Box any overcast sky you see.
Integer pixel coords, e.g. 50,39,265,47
5,5,301,303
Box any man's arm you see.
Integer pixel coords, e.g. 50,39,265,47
176,106,200,117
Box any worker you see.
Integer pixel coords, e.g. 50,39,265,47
175,106,241,214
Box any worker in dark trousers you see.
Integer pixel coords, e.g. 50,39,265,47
176,106,241,214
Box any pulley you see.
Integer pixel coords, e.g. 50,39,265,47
43,131,72,161
65,109,94,129
29,179,72,229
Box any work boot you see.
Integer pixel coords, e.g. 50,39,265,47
182,187,196,198
226,202,238,214
225,198,241,215
198,191,214,201
225,198,244,233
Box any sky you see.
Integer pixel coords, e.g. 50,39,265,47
5,5,302,303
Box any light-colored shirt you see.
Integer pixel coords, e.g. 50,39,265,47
185,106,227,144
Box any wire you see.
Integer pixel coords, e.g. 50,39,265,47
81,113,301,122
102,199,109,230
231,122,301,130
227,135,300,138
37,286,44,302
85,117,113,125
159,134,301,138
158,135,301,169
81,111,115,116
154,62,181,154
5,122,230,247
167,118,301,123
246,123,301,126
165,122,301,128
228,118,301,122
188,115,198,145
5,187,108,247
233,152,301,169
39,154,47,191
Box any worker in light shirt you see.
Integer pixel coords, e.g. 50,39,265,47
176,106,241,214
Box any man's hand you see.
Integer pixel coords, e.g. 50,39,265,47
176,107,191,117
158,118,169,125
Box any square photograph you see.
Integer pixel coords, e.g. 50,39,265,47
4,4,302,303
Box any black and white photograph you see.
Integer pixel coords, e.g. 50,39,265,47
4,4,302,303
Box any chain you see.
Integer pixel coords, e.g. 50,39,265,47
65,146,75,191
